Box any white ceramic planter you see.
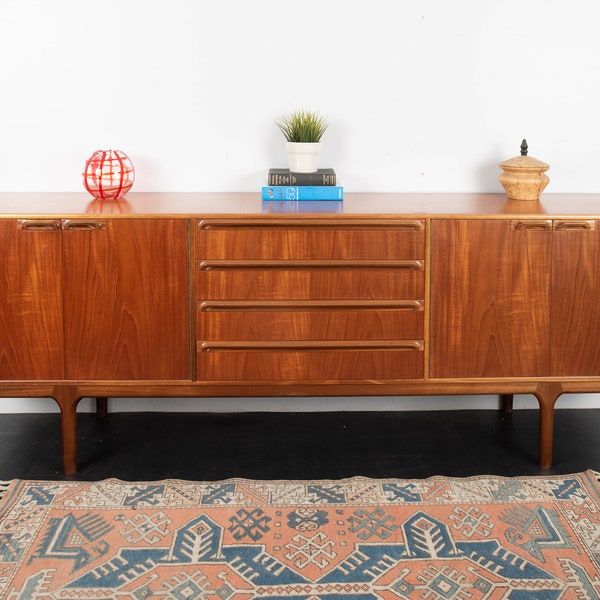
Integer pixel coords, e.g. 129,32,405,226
286,142,322,173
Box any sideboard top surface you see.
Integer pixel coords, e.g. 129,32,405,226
1,192,600,218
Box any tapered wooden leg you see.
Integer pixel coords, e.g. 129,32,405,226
500,394,514,414
52,386,82,476
96,397,108,418
533,382,563,470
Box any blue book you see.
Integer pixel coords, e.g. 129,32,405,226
261,185,344,201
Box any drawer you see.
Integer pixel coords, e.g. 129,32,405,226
196,219,425,260
196,341,424,381
197,301,424,340
196,261,424,300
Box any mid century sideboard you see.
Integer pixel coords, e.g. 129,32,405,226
2,192,600,474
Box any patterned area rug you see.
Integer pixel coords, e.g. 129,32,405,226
1,472,599,599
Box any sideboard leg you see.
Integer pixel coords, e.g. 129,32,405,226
533,382,563,470
52,386,83,476
96,397,108,418
500,394,514,414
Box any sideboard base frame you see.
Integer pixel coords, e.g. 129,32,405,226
0,379,594,475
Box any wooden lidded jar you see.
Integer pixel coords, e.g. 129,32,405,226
499,140,549,201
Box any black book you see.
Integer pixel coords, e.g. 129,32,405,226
268,168,336,186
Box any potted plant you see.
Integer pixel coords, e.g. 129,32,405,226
276,109,328,173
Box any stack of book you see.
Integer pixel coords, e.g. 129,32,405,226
261,168,343,201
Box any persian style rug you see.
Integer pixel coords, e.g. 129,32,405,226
1,472,599,599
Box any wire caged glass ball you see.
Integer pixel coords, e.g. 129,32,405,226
83,149,135,200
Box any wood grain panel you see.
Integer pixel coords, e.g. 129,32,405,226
196,220,425,260
430,219,551,378
196,264,424,300
197,301,424,341
0,220,65,379
550,223,600,375
197,342,424,381
63,219,190,380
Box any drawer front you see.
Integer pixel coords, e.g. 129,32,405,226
197,301,424,341
194,219,426,383
196,262,424,300
196,219,425,260
196,342,424,381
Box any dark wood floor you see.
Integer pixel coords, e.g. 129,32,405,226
1,408,599,481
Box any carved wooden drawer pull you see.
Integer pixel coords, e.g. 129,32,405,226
198,219,425,230
554,220,596,230
199,340,424,352
198,300,424,312
61,220,106,231
17,219,61,231
511,220,553,231
198,259,425,271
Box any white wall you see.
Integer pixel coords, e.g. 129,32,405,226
1,1,599,412
2,0,600,193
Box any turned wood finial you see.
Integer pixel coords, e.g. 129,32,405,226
520,139,528,156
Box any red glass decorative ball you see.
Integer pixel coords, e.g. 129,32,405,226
83,149,135,199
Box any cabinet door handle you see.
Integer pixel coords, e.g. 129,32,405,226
554,220,596,231
61,220,106,231
17,219,61,231
511,220,553,231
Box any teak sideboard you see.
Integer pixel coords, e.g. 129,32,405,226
2,192,600,475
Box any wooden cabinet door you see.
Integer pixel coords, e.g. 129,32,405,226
550,220,600,375
62,219,190,380
430,219,552,378
0,219,64,379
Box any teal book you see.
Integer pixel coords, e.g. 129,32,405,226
261,185,344,201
